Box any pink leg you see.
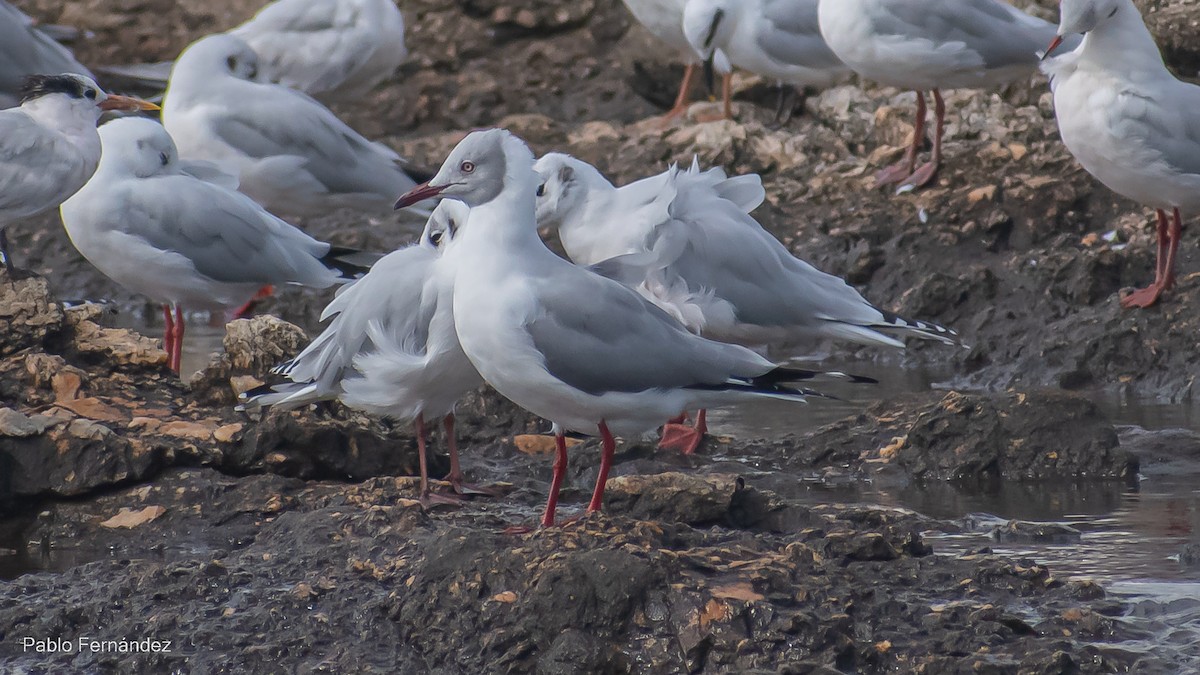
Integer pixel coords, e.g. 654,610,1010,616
586,421,616,513
658,408,708,455
1122,208,1181,309
902,89,945,188
416,413,461,509
660,63,697,122
875,90,926,187
161,305,176,370
230,285,275,320
540,429,569,527
442,414,500,496
167,305,185,374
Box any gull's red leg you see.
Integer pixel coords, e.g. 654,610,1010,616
875,90,926,187
170,305,185,373
659,408,708,455
1122,208,1181,308
587,421,616,513
231,285,274,320
660,63,697,122
442,413,500,496
902,89,945,188
541,429,569,527
162,304,175,370
417,413,462,509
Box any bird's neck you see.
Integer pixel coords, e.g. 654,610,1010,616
458,189,546,266
22,97,100,149
1079,1,1165,76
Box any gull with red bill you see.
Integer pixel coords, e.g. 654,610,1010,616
1042,0,1199,308
395,128,874,528
0,73,159,274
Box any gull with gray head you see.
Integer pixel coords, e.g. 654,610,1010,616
395,128,874,527
1042,0,1199,309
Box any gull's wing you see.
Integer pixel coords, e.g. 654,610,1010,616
757,0,846,70
867,0,1054,70
231,0,390,97
105,172,340,287
526,265,772,396
1111,80,1200,179
280,244,439,390
0,110,88,219
206,83,412,198
0,1,94,104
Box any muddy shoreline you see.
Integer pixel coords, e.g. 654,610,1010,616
2,0,1200,671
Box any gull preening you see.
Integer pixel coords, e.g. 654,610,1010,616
162,33,425,218
817,0,1067,189
0,74,158,272
0,1,94,109
681,0,848,122
1043,0,1197,309
396,129,873,527
534,153,959,351
60,118,367,373
242,201,486,505
230,0,407,102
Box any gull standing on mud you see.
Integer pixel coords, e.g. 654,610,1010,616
817,0,1067,189
230,0,407,102
620,0,700,119
395,129,872,527
0,74,158,273
681,0,849,122
1043,0,1198,309
241,201,488,505
163,34,426,218
0,1,95,109
535,153,955,452
60,118,366,373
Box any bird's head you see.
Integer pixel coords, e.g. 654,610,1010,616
20,73,159,119
395,129,534,210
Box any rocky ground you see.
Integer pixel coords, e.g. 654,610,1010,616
2,0,1200,672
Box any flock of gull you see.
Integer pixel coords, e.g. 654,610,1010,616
0,0,1194,525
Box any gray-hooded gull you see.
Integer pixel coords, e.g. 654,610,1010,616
394,128,874,527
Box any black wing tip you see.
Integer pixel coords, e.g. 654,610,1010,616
321,245,374,278
876,309,963,344
754,366,878,386
396,160,436,184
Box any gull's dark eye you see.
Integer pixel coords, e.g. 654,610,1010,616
84,89,97,100
159,151,169,166
430,231,444,246
460,161,475,174
226,56,238,73
536,184,546,197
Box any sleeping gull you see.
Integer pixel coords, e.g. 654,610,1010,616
817,0,1068,189
534,153,957,452
241,201,488,505
60,118,367,373
395,128,873,526
230,0,407,102
0,1,94,109
162,33,426,218
1042,0,1197,309
681,0,849,123
0,74,158,273
620,0,699,120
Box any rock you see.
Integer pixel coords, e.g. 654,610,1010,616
188,316,308,405
0,272,62,357
99,505,166,529
992,521,1083,545
66,312,166,369
603,472,743,525
0,407,45,438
